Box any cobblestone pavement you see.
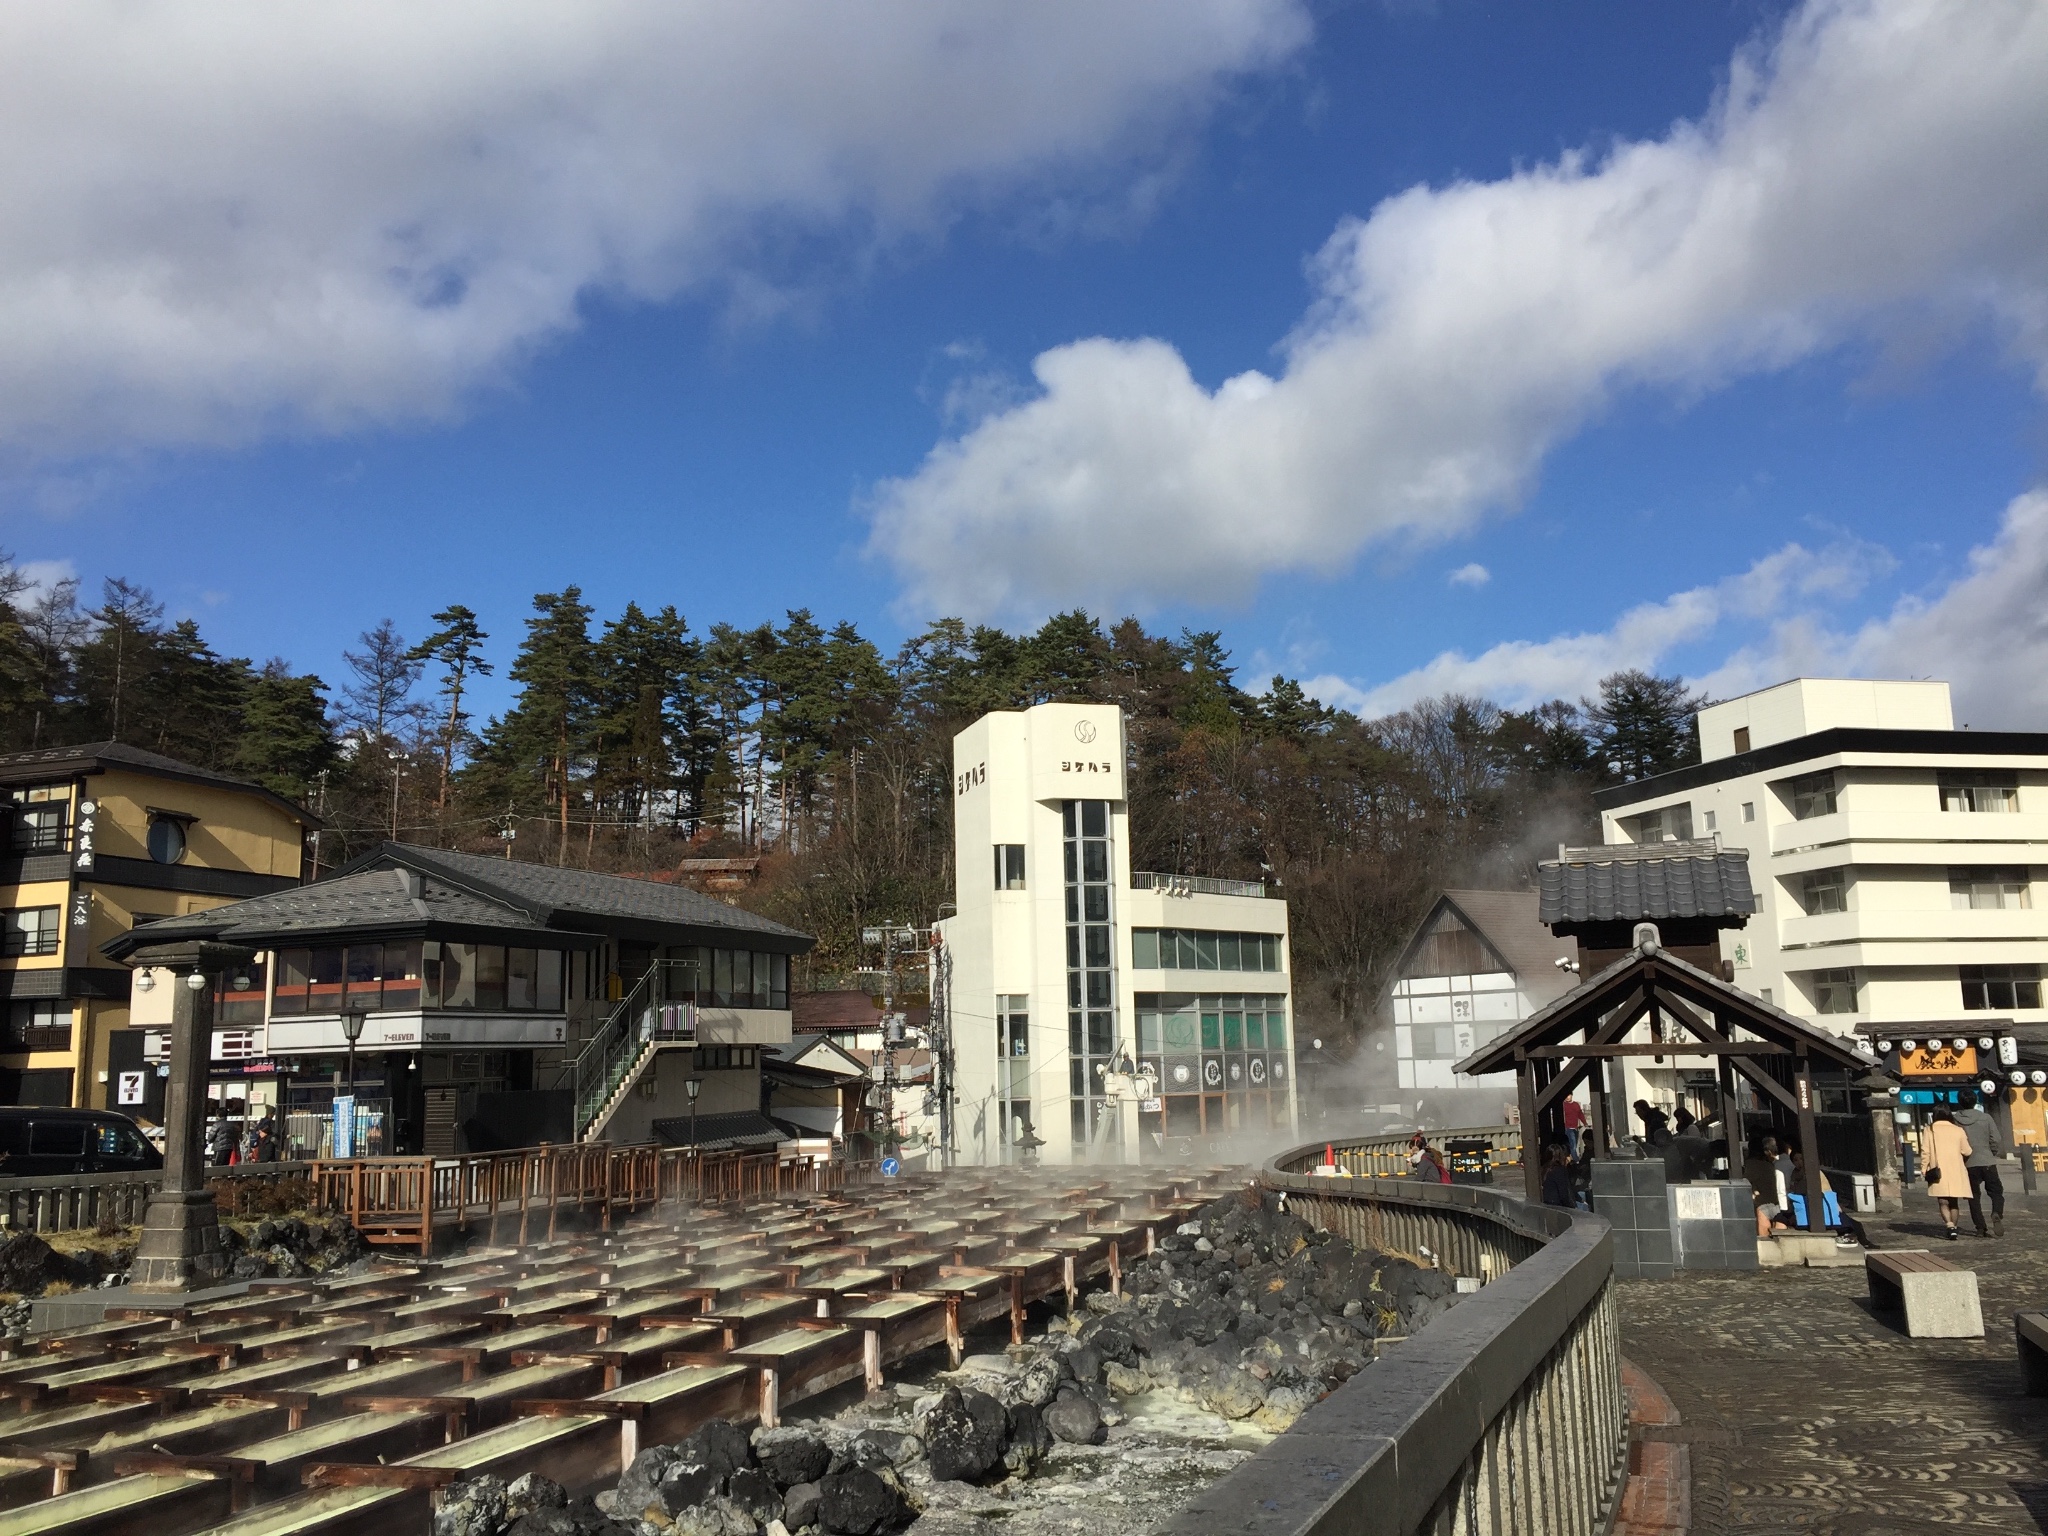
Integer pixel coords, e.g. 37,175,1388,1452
1619,1190,2048,1534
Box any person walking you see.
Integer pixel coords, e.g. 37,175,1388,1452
1922,1106,1974,1242
1950,1091,2007,1237
1562,1097,1588,1158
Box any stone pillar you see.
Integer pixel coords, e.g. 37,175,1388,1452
128,940,255,1292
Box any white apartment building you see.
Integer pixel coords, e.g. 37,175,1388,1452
1596,678,2048,1034
935,702,1296,1166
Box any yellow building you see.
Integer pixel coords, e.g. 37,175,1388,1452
0,742,311,1113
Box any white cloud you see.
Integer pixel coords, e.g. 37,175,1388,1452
1319,536,1893,716
1840,490,2048,729
1310,491,2048,732
0,1,1307,456
872,0,2048,620
1447,562,1490,588
14,559,77,601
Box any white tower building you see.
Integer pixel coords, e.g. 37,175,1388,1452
936,701,1296,1166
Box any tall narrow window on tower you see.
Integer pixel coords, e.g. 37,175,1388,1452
1064,799,1116,1147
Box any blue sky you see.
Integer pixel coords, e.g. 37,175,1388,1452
4,1,2046,726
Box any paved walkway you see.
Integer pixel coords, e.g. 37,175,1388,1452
1619,1187,2048,1534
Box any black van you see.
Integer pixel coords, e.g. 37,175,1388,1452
0,1108,164,1177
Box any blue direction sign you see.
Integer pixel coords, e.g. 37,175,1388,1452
880,1156,901,1178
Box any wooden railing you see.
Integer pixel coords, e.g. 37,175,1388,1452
0,1144,865,1246
1286,1123,1525,1180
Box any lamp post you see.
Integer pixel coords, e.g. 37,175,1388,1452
127,939,254,1292
685,1075,702,1197
341,1006,367,1094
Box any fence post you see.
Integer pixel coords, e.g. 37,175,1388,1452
419,1157,433,1258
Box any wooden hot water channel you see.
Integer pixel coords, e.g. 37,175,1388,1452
0,1164,1233,1536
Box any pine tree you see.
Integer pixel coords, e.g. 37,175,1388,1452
408,606,492,812
234,662,340,799
501,589,597,862
1582,670,1706,783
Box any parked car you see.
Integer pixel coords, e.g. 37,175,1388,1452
0,1108,164,1177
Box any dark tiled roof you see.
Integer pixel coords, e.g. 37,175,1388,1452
650,1110,791,1151
103,868,554,956
1539,844,1755,925
1457,939,1868,1077
341,844,811,948
0,740,315,823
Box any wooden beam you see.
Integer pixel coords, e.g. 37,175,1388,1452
1728,1055,1801,1114
1525,1042,1781,1058
1514,1050,1543,1203
1795,1051,1827,1234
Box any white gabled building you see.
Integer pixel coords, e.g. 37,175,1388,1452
935,702,1296,1166
1594,678,2048,1033
1380,891,1579,1112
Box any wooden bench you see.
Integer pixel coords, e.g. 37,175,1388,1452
2015,1311,2048,1394
1867,1250,1983,1338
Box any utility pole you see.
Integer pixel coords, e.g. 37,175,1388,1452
862,922,936,1168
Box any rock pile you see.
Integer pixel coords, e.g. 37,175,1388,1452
430,1185,1464,1536
1051,1182,1462,1431
221,1214,370,1279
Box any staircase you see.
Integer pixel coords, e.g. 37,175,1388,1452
561,963,698,1141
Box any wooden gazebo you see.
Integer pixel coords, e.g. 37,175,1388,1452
1456,922,1871,1229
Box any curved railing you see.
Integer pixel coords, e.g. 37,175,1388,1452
1162,1136,1625,1536
1291,1123,1524,1181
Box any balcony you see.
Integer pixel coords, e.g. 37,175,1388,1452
1780,907,2048,951
1131,871,1269,900
1772,809,2048,857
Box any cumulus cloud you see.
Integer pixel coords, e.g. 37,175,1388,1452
1447,563,1490,588
0,1,1307,456
1321,537,1893,716
1311,490,2048,731
871,0,2048,620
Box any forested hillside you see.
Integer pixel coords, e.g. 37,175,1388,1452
0,559,1705,1050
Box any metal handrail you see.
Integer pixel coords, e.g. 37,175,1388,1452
1131,870,1270,899
1163,1136,1624,1536
560,960,699,1137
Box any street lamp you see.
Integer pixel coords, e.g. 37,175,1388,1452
685,1075,703,1196
341,1007,367,1094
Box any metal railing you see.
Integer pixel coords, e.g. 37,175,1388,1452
1292,1124,1525,1181
1131,870,1270,899
1163,1136,1624,1536
558,960,699,1139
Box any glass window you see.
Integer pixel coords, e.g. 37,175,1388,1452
474,945,506,1010
1222,1012,1243,1051
1200,1011,1221,1051
1791,773,1838,820
1087,1012,1111,1055
7,790,67,853
506,948,537,1010
29,1121,86,1157
1218,933,1241,970
1961,965,2043,1011
5,1001,70,1050
215,961,267,1026
441,943,476,1008
995,845,1026,890
1195,932,1218,970
380,942,422,1008
1083,885,1108,922
537,950,564,1011
1799,869,1847,916
1082,801,1106,838
1742,802,1756,823
1,907,59,958
1950,868,2031,910
1246,1013,1265,1049
713,949,734,1006
1081,842,1108,882
275,949,312,1014
1132,930,1159,969
146,816,187,865
1084,926,1111,968
1810,968,1858,1014
1268,1012,1288,1051
1940,770,2019,813
770,952,788,1010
